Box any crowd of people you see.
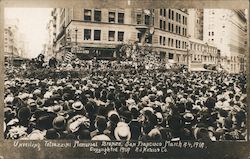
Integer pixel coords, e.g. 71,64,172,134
4,56,247,141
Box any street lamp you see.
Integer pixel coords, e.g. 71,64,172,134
186,35,191,72
186,43,190,72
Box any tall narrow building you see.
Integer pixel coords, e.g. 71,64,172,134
203,9,247,73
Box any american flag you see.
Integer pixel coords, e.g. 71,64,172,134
64,51,74,62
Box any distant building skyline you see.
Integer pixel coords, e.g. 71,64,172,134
4,8,52,58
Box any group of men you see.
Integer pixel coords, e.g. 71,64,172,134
4,57,247,141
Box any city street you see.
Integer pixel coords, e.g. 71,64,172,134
3,8,248,141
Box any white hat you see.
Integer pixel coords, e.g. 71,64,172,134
72,101,84,110
92,134,111,141
25,130,45,140
114,122,131,141
155,112,163,124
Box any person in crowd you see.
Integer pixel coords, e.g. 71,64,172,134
4,57,247,141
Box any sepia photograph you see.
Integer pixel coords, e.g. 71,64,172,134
3,7,248,143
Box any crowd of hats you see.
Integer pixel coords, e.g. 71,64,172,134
4,64,247,141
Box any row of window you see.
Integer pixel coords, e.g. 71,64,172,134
84,9,125,24
159,9,187,25
208,31,214,36
159,36,187,49
159,20,187,36
190,43,217,54
136,14,151,25
192,55,217,62
83,29,124,41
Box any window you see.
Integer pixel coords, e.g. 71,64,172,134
145,15,150,25
163,37,166,46
171,39,173,47
160,20,163,29
168,38,170,46
176,25,178,34
163,21,166,30
109,12,115,23
182,16,185,24
137,14,142,24
169,53,174,59
176,40,178,48
94,10,101,22
118,13,124,23
171,24,174,33
169,9,171,19
84,9,92,21
209,32,210,36
171,10,174,20
212,32,214,36
118,31,124,41
160,9,163,16
84,29,91,40
176,13,178,21
163,9,166,17
145,35,152,44
109,31,115,41
168,22,171,32
137,32,142,42
159,36,162,45
94,30,101,40
182,28,184,36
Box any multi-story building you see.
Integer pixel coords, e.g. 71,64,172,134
44,18,55,60
50,8,189,64
189,38,218,65
4,19,27,59
4,19,19,59
187,9,219,69
188,9,204,40
203,9,247,73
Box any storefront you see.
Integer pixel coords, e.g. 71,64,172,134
71,47,116,60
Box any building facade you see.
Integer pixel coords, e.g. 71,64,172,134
189,38,218,66
187,9,219,69
4,19,19,58
50,8,189,64
187,9,204,40
203,9,247,73
4,19,27,59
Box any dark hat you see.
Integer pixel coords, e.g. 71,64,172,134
193,127,210,140
17,107,31,121
65,133,77,140
36,113,57,130
120,111,132,123
45,128,60,139
95,116,107,133
53,116,66,130
78,129,91,140
108,110,120,124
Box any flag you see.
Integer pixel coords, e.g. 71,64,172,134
64,51,74,62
